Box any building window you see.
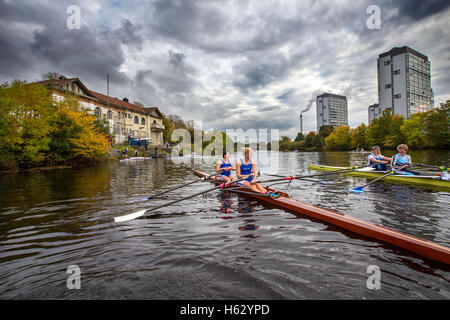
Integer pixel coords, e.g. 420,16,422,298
384,60,391,66
141,118,145,125
128,114,131,119
394,70,400,75
385,84,391,89
394,94,401,99
134,116,139,124
95,107,101,117
108,110,112,119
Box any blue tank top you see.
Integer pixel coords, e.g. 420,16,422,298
395,153,409,165
240,159,253,182
219,159,231,177
368,153,381,165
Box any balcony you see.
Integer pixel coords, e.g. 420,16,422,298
150,123,165,132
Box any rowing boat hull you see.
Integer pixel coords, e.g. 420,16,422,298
308,164,450,192
192,169,450,265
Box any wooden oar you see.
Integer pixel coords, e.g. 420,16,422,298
349,171,395,194
114,176,249,222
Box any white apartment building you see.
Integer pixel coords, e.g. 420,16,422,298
34,77,165,145
316,93,348,131
377,46,434,120
368,103,380,124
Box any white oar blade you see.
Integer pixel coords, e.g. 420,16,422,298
114,209,146,223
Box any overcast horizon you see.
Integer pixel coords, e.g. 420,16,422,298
1,0,449,138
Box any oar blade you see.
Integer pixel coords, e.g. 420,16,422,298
114,209,146,223
349,186,364,194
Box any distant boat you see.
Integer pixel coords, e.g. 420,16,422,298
119,157,147,162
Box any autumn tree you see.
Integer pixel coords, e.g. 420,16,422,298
350,123,368,149
325,126,351,150
0,81,110,169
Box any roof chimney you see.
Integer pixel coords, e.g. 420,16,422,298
123,98,129,103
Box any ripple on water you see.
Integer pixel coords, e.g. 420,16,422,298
0,152,449,299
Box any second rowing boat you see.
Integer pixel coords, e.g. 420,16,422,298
308,164,450,192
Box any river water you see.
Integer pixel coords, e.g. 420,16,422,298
0,150,449,299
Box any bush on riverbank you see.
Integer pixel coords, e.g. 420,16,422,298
0,81,110,170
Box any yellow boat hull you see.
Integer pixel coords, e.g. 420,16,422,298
308,165,450,192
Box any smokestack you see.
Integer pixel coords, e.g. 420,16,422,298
300,114,303,134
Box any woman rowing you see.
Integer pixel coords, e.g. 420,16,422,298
391,144,420,175
216,151,235,183
236,147,267,194
368,146,391,171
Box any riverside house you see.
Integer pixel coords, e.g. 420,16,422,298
33,77,165,145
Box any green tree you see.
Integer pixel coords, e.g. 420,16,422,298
425,101,450,148
294,132,305,141
367,109,392,147
305,131,316,148
366,109,404,149
279,136,292,151
319,125,334,139
0,81,54,166
0,80,110,169
325,126,351,150
400,113,427,149
350,123,368,149
162,115,173,143
383,114,405,148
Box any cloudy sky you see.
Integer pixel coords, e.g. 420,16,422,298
1,0,449,137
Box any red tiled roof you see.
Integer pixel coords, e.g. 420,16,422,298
34,78,78,86
34,77,163,117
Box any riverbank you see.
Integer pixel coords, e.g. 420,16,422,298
0,144,171,173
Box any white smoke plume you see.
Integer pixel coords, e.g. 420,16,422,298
301,89,322,114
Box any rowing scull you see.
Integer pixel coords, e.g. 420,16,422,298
193,169,450,265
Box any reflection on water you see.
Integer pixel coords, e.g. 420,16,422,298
0,151,449,299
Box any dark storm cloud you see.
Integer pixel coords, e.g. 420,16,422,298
110,19,144,48
232,52,293,91
148,0,226,47
383,0,450,22
30,16,146,83
0,1,146,84
0,0,449,135
145,0,308,54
